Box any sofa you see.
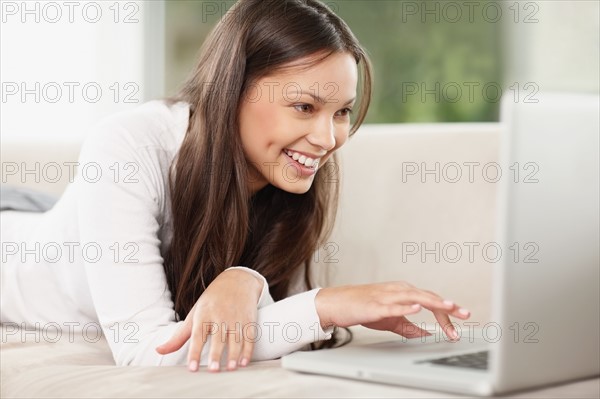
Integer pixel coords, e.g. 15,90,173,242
1,123,597,398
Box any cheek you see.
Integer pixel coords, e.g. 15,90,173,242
243,103,271,138
240,103,277,158
242,101,290,148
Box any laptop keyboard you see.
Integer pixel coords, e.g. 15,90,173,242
417,350,489,370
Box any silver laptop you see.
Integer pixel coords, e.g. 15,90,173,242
282,92,600,396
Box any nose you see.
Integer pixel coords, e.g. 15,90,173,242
307,118,336,152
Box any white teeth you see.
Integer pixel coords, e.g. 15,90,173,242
285,149,320,168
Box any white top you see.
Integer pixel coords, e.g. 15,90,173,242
0,100,334,366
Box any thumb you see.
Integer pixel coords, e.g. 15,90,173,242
395,316,432,339
155,320,192,355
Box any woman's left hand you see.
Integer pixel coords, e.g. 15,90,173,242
361,316,433,338
361,292,468,340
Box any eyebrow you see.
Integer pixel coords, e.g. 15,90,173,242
289,91,356,106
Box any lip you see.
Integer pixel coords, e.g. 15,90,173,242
284,148,326,160
281,150,317,178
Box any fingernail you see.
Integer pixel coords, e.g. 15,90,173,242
209,361,219,371
449,327,459,340
411,304,421,310
188,360,198,372
443,299,454,307
240,358,249,367
228,360,237,370
459,308,470,316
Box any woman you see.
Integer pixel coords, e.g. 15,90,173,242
0,0,470,372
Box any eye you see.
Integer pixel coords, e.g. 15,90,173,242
293,104,354,118
293,104,314,114
336,108,354,118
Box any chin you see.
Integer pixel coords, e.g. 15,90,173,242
276,180,313,195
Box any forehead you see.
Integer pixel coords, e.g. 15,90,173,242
257,52,358,99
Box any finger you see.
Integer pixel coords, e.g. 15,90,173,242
378,303,423,319
418,292,470,339
433,309,460,341
420,291,471,321
406,290,470,317
394,316,432,338
238,324,256,367
445,305,471,320
421,290,471,319
392,289,455,311
225,322,243,371
397,289,458,340
206,322,226,372
417,291,460,340
187,320,213,372
156,319,192,355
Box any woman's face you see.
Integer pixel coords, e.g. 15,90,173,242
239,51,358,195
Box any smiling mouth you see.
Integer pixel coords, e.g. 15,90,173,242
282,149,320,169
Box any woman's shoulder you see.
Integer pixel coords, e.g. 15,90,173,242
84,99,190,154
74,100,191,213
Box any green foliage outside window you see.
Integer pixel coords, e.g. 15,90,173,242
165,0,503,123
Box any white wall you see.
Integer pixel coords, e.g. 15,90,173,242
0,0,163,142
3,0,596,144
503,0,599,93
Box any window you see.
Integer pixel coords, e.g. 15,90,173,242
164,0,503,123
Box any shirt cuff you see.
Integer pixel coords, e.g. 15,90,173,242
225,266,273,308
310,287,335,338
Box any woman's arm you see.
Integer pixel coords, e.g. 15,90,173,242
155,287,333,367
314,283,471,340
74,116,332,367
74,107,466,368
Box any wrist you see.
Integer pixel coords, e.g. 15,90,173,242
222,268,263,299
315,287,335,330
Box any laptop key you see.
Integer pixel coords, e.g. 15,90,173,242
416,350,489,370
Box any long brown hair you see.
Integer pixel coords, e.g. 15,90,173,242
164,0,373,349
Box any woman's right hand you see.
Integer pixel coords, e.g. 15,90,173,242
314,282,471,340
155,268,263,372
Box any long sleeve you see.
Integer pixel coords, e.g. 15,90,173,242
156,288,334,367
74,108,333,367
